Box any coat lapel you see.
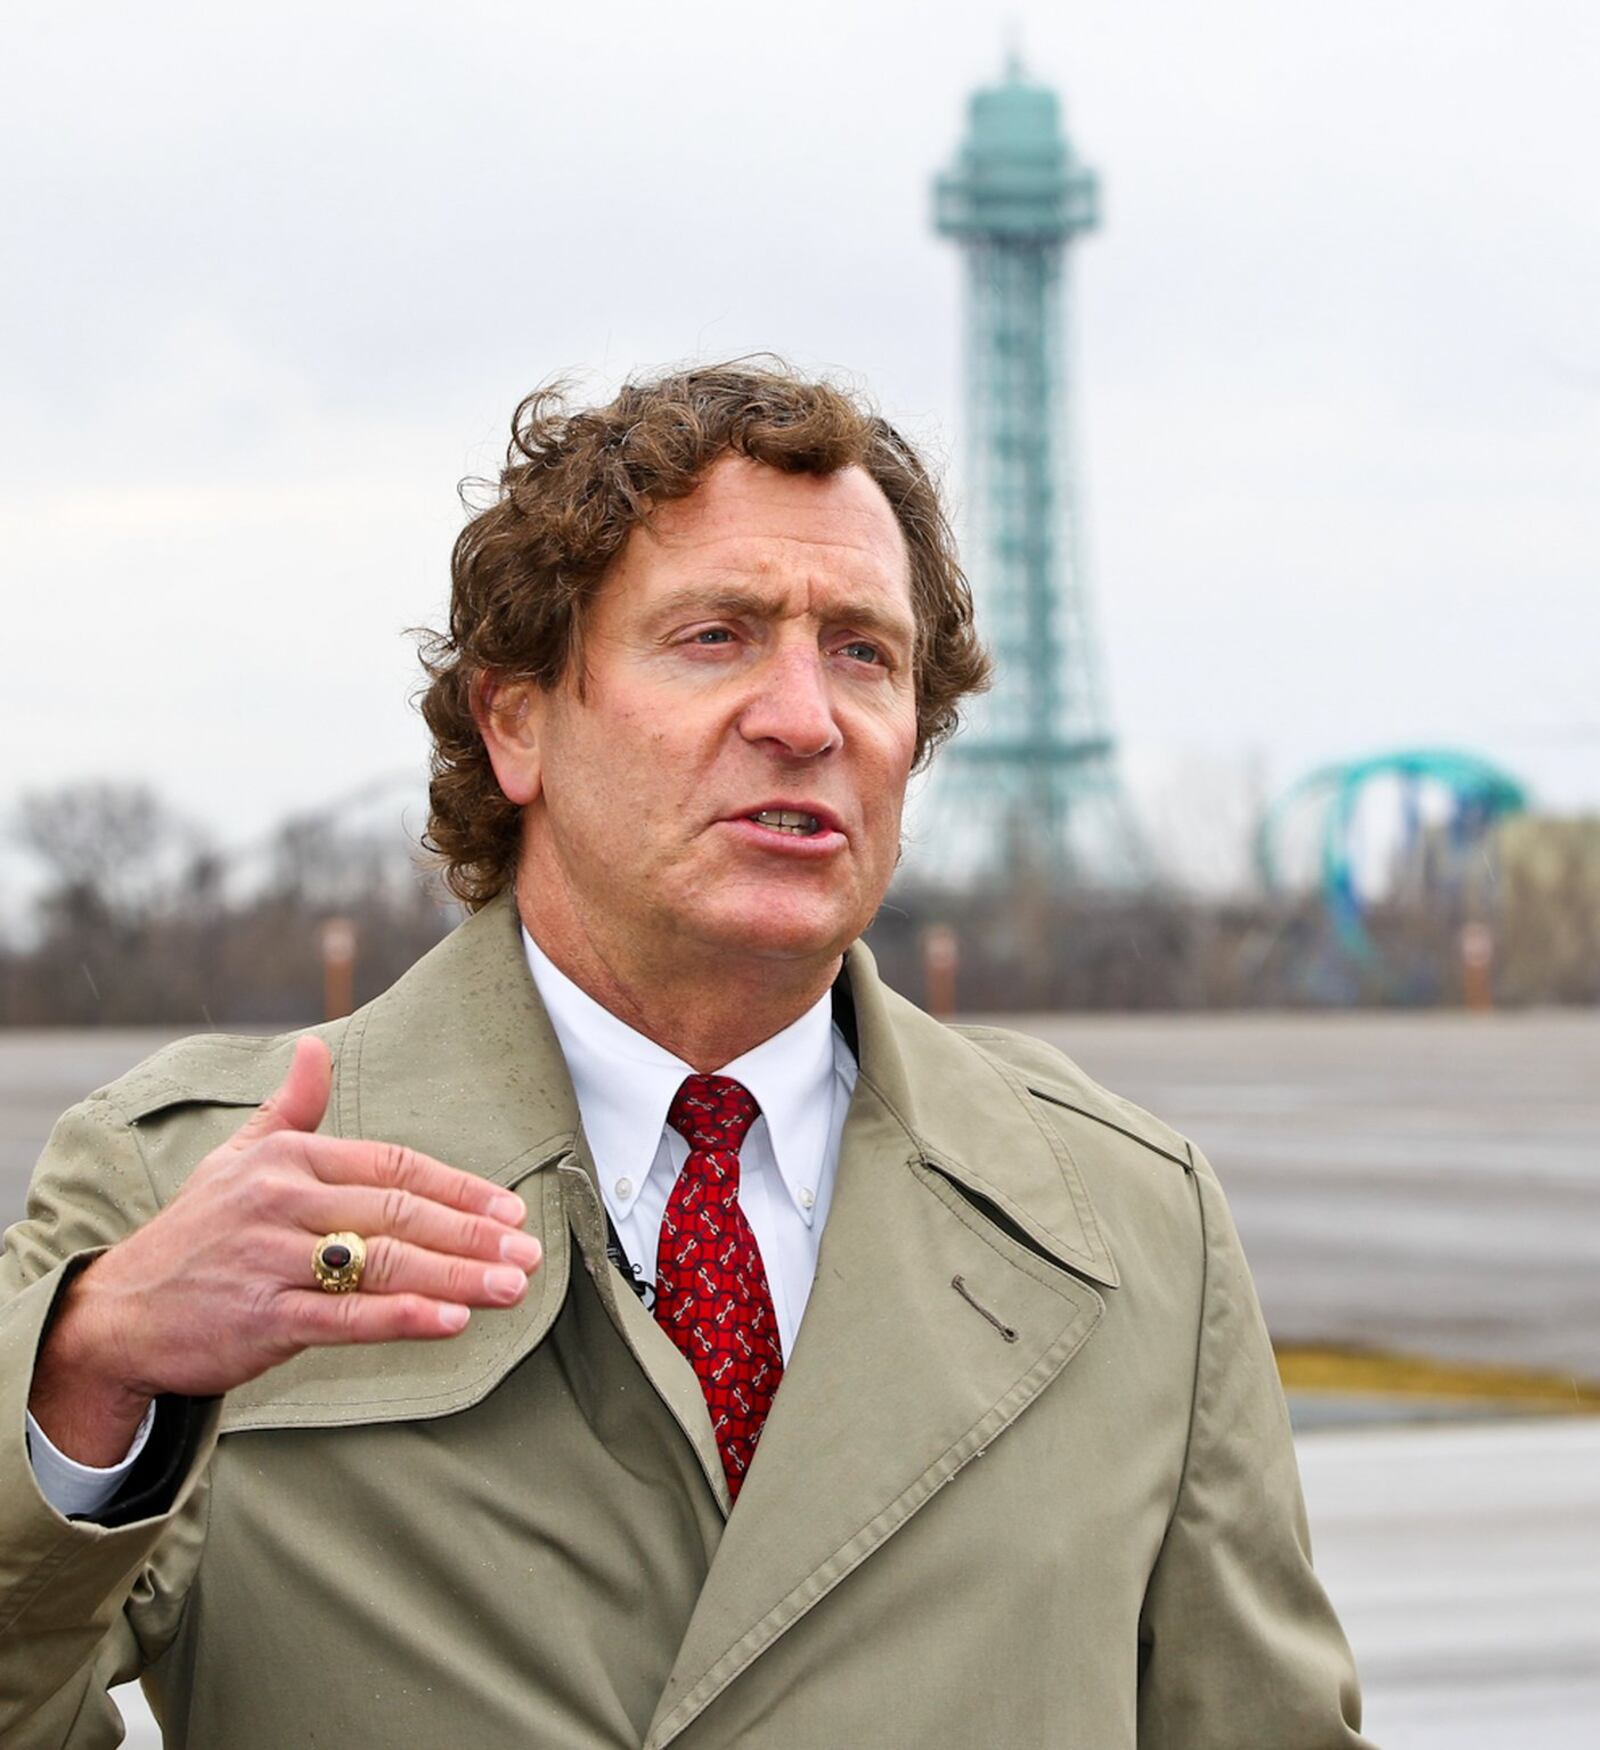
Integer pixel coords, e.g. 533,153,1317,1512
645,945,1116,1748
556,1144,733,1516
343,891,731,1506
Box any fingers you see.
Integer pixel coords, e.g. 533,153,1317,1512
220,1105,540,1363
274,1225,535,1316
285,1199,545,1341
295,1136,526,1227
229,1037,333,1152
358,1236,532,1307
294,1183,542,1271
289,1291,475,1348
275,1229,538,1351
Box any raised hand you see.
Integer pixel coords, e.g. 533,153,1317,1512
28,1037,541,1466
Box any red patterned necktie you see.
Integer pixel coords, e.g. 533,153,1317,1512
654,1074,784,1499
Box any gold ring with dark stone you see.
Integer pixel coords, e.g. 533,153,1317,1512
312,1231,367,1293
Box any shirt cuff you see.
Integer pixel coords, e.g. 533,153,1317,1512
26,1399,157,1519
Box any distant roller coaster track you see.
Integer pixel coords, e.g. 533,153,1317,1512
1256,749,1528,962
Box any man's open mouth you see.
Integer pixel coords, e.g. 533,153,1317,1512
748,809,824,837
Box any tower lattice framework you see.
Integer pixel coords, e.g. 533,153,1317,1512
918,60,1142,887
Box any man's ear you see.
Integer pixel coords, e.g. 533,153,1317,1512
473,675,546,807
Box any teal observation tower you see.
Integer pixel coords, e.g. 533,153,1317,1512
923,59,1142,885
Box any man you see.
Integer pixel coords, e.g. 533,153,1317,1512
1,363,1372,1746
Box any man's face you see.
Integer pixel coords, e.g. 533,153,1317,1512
503,454,919,978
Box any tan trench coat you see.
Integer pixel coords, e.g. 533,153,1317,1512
0,894,1372,1747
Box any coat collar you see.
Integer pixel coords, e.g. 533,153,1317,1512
337,890,579,1182
841,936,1120,1290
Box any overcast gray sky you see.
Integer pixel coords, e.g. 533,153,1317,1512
4,0,1596,895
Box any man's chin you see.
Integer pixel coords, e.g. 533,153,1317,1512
689,896,867,965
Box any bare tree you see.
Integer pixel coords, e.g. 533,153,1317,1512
16,782,197,926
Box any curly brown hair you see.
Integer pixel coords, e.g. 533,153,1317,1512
416,359,991,909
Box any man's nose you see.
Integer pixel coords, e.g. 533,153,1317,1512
738,647,842,759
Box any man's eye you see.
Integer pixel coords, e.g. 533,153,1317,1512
691,628,735,645
840,640,884,665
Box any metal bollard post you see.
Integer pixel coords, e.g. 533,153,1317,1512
1458,921,1493,1013
923,923,959,1019
320,916,357,1020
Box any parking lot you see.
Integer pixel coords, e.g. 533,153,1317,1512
6,1011,1598,1747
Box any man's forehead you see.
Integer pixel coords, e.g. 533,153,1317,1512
643,455,907,565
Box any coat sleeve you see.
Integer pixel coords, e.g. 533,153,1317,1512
0,1096,219,1747
1136,1145,1377,1749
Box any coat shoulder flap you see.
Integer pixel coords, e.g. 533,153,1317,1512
99,1025,349,1130
951,1022,1194,1172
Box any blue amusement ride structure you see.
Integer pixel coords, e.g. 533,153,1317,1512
1257,748,1528,969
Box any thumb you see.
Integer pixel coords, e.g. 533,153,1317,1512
230,1036,333,1150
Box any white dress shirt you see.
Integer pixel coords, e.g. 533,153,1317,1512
29,935,856,1516
524,929,856,1362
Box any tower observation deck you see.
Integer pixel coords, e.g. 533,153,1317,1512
922,59,1142,886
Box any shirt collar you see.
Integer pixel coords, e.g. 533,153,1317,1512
523,928,840,1224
